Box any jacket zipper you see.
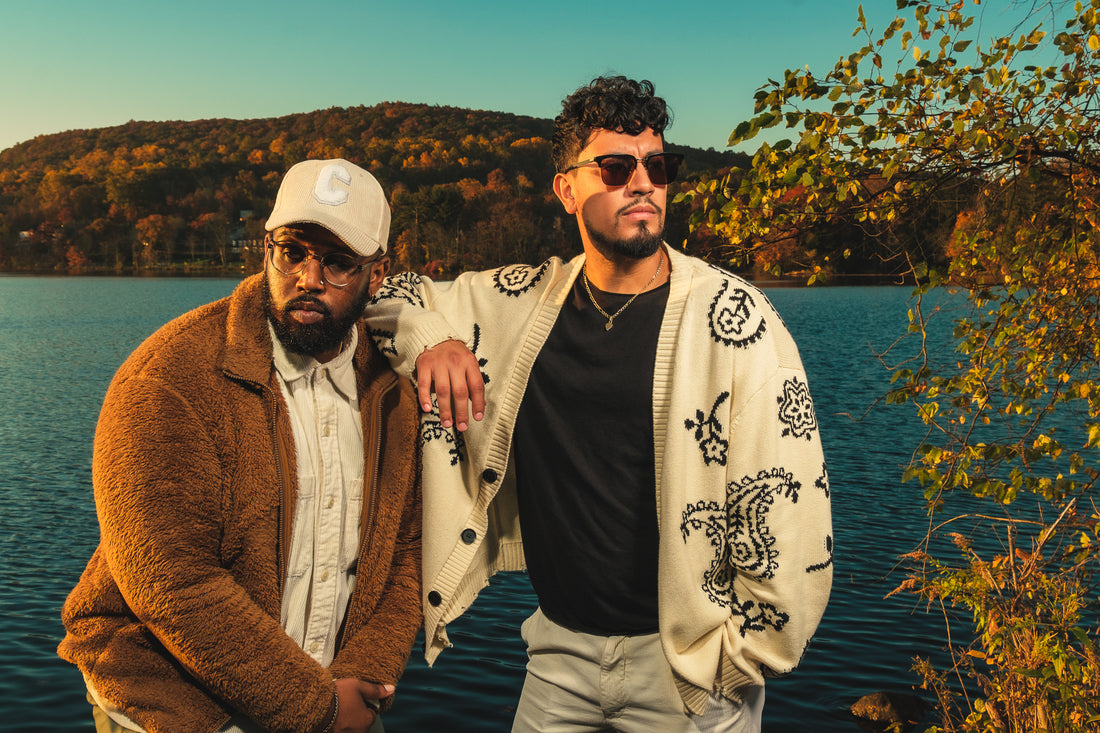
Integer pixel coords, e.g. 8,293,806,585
228,370,291,593
269,388,290,594
362,377,396,574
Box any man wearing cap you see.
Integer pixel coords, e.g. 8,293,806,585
59,159,421,733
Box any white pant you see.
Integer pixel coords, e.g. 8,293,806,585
512,607,764,733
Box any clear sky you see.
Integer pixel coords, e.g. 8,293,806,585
0,1,1032,155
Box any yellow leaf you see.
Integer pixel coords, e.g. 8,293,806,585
1090,35,1100,51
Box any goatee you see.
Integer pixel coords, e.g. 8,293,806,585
262,272,371,358
583,200,663,260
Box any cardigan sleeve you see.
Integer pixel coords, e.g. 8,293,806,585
693,287,834,699
652,262,834,713
719,357,832,689
365,260,567,381
365,272,467,379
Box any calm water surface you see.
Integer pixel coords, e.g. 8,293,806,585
0,275,969,731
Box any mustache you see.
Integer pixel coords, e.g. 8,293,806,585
285,294,332,318
617,196,662,217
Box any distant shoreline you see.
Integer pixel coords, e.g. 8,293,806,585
0,267,918,287
0,266,252,278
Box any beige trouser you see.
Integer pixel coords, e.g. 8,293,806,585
511,607,765,733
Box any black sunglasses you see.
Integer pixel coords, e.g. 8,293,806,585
564,152,684,186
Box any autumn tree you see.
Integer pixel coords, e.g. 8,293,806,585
686,1,1100,730
134,214,185,269
190,212,233,266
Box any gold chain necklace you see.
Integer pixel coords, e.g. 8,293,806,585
581,253,663,331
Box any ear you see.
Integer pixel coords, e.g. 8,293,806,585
553,172,578,215
367,257,391,296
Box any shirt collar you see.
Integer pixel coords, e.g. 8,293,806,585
269,320,359,399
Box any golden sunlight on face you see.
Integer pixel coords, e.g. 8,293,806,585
554,128,668,258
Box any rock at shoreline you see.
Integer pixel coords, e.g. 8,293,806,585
850,691,930,733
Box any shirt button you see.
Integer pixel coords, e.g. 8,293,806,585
310,642,319,653
323,425,330,437
481,468,498,484
326,496,335,509
428,591,442,607
460,528,476,545
321,569,330,582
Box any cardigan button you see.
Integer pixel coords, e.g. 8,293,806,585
427,591,442,607
481,468,498,484
460,528,477,545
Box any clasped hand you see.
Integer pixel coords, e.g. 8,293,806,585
334,678,394,733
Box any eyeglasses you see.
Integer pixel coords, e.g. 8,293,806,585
564,152,684,187
266,239,374,288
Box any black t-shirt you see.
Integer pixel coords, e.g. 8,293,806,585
513,275,669,635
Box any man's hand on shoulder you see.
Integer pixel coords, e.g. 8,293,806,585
332,678,394,733
415,339,486,432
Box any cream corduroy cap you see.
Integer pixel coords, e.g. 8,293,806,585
265,158,390,256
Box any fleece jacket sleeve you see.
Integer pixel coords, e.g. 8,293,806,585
92,374,337,733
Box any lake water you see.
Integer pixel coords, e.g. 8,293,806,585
0,275,971,732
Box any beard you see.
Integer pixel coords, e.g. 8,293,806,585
262,271,372,358
582,199,664,260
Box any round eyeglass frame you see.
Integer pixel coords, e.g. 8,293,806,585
265,238,376,288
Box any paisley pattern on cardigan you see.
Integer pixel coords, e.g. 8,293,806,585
806,534,834,573
777,377,818,441
684,391,730,466
369,326,397,358
815,462,830,499
492,261,550,297
371,271,426,307
708,280,767,348
680,468,801,635
369,273,425,357
421,415,466,466
469,323,491,387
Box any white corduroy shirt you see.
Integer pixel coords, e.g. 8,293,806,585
270,323,364,668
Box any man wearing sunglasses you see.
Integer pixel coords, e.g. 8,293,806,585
60,159,422,733
369,77,832,732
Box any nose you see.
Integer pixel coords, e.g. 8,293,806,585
628,160,655,195
295,256,326,292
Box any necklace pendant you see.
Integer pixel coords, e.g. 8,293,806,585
605,319,614,331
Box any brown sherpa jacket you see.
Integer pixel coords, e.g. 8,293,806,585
58,273,422,733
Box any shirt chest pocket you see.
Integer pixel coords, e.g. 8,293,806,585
287,471,365,580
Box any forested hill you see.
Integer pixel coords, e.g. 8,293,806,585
0,102,746,274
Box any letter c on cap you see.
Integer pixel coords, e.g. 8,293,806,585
312,163,351,206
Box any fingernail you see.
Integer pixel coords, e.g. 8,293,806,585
383,684,395,695
474,412,484,421
457,422,468,432
441,419,452,428
422,402,432,412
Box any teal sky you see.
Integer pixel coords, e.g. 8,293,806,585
0,1,1036,155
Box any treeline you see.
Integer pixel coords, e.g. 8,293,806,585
0,101,980,279
0,103,749,276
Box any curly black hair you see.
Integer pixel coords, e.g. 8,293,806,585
551,75,673,173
